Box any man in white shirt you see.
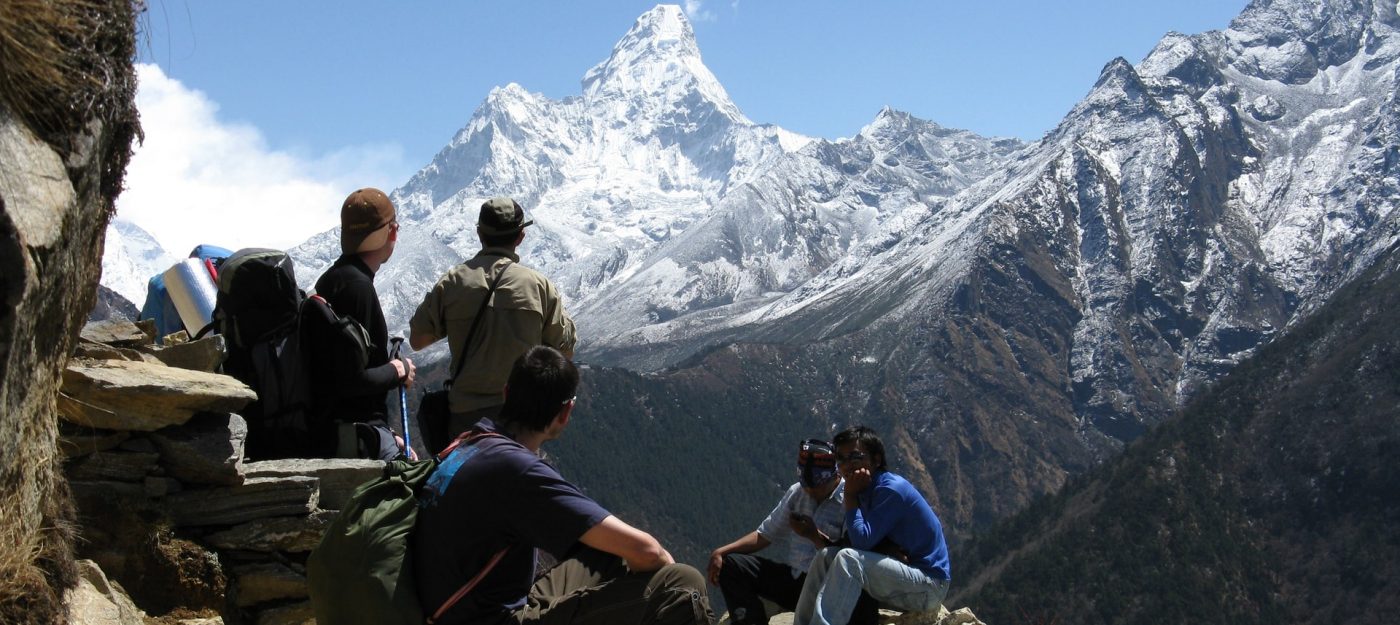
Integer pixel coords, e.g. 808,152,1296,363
707,439,878,625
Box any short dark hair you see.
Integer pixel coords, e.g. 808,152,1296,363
496,346,579,431
833,425,887,471
478,228,521,248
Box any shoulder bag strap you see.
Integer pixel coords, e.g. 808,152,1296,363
445,261,512,387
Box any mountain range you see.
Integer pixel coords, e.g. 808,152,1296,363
101,0,1400,576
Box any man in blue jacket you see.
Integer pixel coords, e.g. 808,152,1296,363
793,425,951,625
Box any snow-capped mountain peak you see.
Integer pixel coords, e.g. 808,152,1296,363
581,4,746,125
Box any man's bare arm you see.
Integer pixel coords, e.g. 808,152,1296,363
580,515,674,572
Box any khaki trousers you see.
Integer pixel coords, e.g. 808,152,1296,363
512,547,714,625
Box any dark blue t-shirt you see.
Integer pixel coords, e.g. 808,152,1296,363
413,421,610,625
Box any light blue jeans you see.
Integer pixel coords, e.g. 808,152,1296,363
793,547,948,625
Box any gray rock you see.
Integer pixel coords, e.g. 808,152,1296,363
204,510,336,553
149,413,247,486
59,359,256,431
1247,94,1285,121
65,451,158,482
233,562,308,607
243,458,383,510
255,600,315,625
139,335,227,372
80,320,152,347
57,429,130,459
164,476,319,527
65,560,147,625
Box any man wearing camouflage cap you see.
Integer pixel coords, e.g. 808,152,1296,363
410,197,576,442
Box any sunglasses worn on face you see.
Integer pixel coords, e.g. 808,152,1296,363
835,451,868,464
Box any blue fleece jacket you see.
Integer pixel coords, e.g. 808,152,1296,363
846,470,951,580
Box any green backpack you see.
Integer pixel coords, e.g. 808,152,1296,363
307,432,506,625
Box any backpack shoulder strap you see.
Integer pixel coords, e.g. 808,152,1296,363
426,546,510,625
445,261,513,386
424,428,513,623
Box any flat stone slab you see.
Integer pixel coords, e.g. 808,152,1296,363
58,429,130,458
80,320,153,347
204,510,335,553
243,458,384,510
164,476,319,527
75,339,158,363
60,359,256,431
65,451,159,482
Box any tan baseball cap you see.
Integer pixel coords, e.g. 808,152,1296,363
341,188,396,254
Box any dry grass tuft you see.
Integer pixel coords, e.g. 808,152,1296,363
0,0,141,206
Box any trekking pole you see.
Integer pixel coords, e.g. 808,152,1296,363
390,337,412,458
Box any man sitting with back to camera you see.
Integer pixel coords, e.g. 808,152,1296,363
413,346,712,625
707,439,877,625
794,425,951,625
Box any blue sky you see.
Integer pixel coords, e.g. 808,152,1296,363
121,0,1249,255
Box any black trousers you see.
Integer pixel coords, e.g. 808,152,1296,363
717,553,876,625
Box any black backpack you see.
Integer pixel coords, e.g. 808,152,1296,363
204,248,376,459
205,248,314,459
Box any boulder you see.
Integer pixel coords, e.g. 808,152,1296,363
255,600,315,625
164,476,319,527
59,359,256,431
65,450,158,482
149,413,247,486
204,510,335,553
65,560,146,625
0,4,141,622
138,334,227,372
243,458,383,510
232,562,308,607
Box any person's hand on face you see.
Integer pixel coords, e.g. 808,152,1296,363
836,443,873,502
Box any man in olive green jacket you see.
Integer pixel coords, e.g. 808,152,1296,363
409,197,576,438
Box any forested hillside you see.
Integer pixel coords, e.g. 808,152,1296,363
950,242,1400,625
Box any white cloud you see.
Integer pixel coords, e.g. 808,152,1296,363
683,0,716,22
116,63,410,256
